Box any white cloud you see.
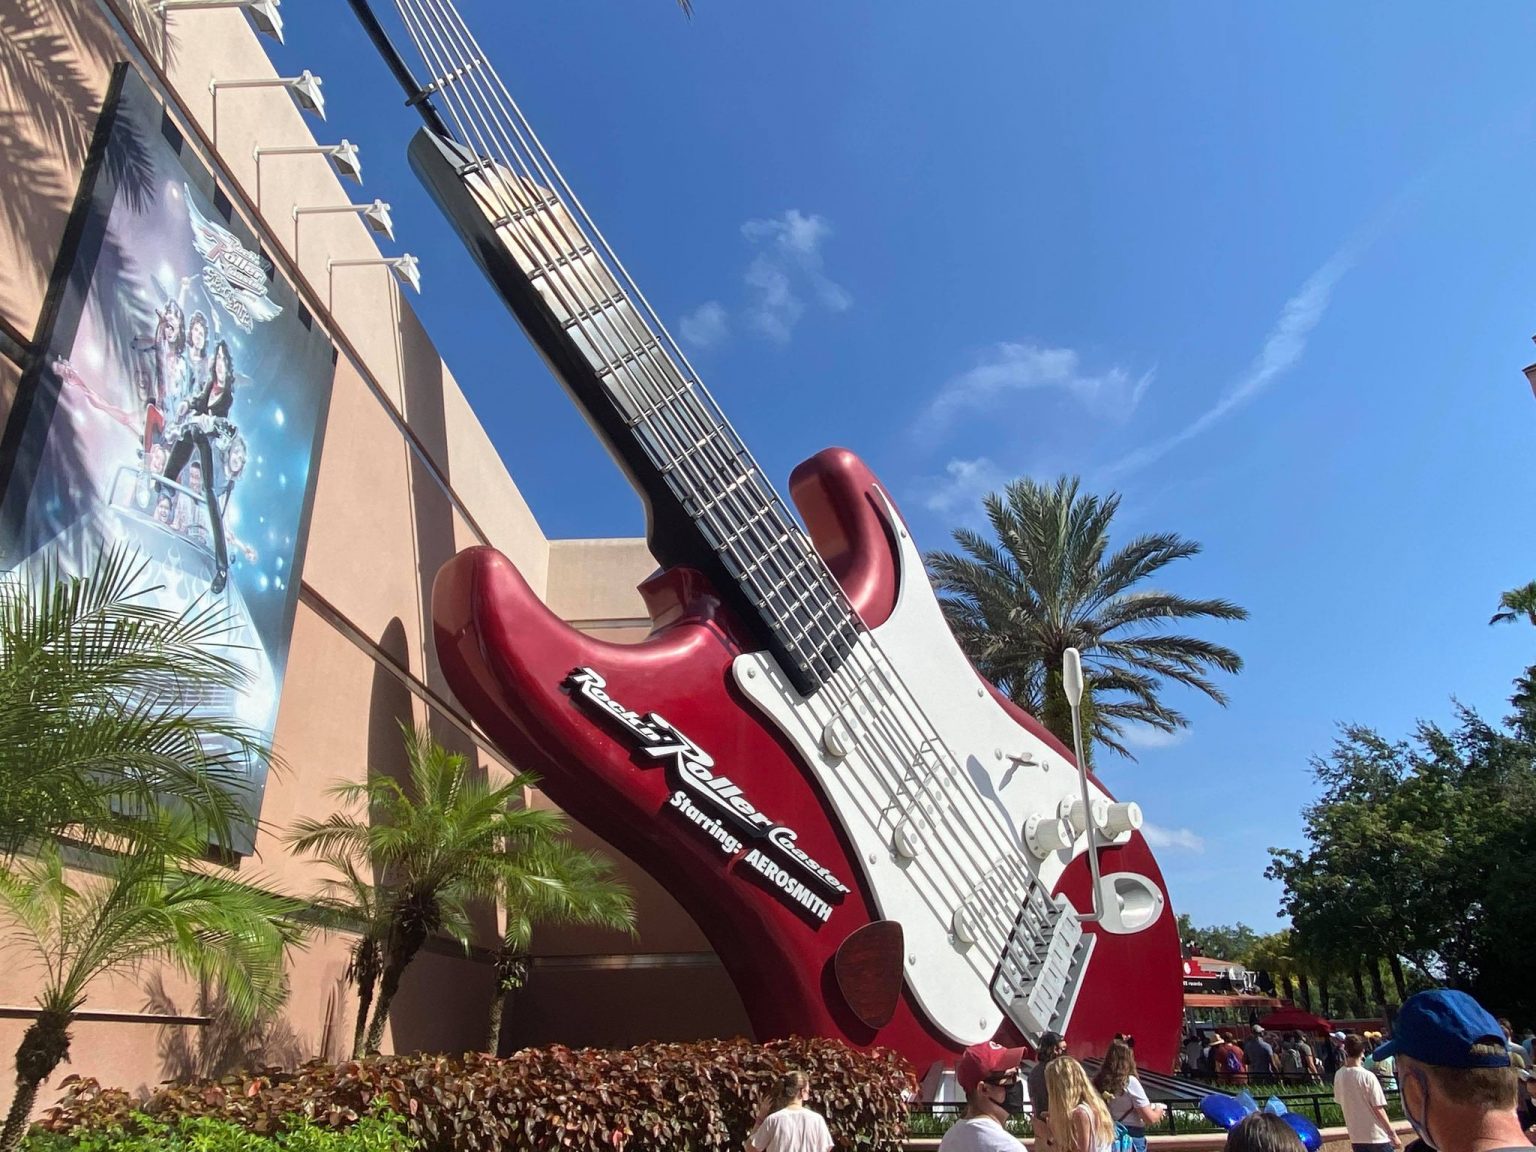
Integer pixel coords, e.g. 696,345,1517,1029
677,209,851,347
740,209,851,342
678,301,729,349
1106,247,1353,476
922,342,1153,435
1140,821,1206,853
1118,723,1191,751
919,456,1011,515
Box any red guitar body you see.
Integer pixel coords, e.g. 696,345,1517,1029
434,447,1183,1075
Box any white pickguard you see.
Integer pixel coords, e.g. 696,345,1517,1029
732,491,1164,1045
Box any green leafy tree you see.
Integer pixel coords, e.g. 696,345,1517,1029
0,547,272,858
1490,581,1536,627
1269,684,1536,1022
927,476,1247,763
1175,914,1261,962
288,726,635,1056
0,819,301,1152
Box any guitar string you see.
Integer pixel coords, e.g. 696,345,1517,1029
397,0,1057,984
401,0,862,681
396,0,862,695
397,0,1061,981
396,0,1094,995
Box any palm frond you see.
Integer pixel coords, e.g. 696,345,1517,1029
925,474,1246,762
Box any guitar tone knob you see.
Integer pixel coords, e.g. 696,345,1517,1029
1102,802,1143,838
1061,797,1108,838
1025,814,1071,859
821,717,853,760
952,902,982,946
892,819,925,859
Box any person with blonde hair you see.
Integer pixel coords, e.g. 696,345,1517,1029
1047,1056,1115,1152
747,1070,832,1152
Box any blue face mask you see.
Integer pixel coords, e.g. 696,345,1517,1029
1401,1067,1436,1151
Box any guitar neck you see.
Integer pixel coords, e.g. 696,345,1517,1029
384,0,858,694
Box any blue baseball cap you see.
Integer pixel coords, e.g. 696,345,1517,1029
1372,989,1510,1068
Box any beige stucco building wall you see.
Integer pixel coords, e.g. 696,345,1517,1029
0,0,748,1108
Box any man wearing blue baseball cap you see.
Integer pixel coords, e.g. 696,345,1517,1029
1372,990,1527,1152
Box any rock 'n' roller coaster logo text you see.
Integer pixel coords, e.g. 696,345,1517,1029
563,667,846,923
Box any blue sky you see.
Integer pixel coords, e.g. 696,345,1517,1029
269,1,1536,931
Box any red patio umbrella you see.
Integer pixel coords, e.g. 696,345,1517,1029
1259,1007,1334,1033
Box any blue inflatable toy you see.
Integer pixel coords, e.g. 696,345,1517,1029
1198,1093,1254,1131
1279,1112,1323,1152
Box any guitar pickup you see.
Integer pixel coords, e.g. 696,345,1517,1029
991,881,1094,1041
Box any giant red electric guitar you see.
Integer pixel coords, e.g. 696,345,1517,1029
351,0,1183,1077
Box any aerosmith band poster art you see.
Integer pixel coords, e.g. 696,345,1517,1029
0,68,335,852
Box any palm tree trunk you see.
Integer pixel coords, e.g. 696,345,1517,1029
1,1010,73,1152
362,923,427,1056
351,950,378,1060
485,989,506,1056
1367,959,1388,1012
485,946,529,1054
1042,672,1093,768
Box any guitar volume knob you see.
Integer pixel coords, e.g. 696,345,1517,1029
1102,801,1143,838
1061,797,1108,838
1025,814,1071,858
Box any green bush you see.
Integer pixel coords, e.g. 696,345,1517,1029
24,1111,414,1152
35,1038,914,1152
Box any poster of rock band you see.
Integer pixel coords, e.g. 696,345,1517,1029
0,68,336,852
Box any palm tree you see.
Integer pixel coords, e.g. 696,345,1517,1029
288,726,634,1055
0,819,301,1152
0,546,272,858
927,476,1247,762
308,851,389,1059
487,840,635,1053
1490,581,1536,627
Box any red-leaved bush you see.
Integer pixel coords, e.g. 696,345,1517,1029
35,1038,915,1152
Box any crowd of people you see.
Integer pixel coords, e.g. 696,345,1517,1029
747,989,1536,1152
929,991,1532,1152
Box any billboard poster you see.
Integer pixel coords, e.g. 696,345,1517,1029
0,67,335,852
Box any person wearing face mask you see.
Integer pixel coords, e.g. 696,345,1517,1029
1370,989,1527,1152
1028,1031,1069,1148
940,1041,1028,1152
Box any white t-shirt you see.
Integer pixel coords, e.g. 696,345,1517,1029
1334,1066,1393,1145
749,1107,833,1152
1107,1076,1152,1127
937,1116,1022,1152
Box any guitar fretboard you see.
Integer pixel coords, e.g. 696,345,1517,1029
394,0,860,693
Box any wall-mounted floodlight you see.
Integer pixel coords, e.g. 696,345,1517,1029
158,0,283,42
295,200,394,239
293,200,393,265
209,70,324,146
255,140,361,181
329,254,421,295
253,141,362,208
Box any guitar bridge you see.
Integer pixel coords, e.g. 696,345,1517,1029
990,881,1094,1041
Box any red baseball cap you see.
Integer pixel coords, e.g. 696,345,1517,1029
957,1041,1029,1095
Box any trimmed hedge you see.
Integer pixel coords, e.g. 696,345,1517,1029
36,1038,915,1152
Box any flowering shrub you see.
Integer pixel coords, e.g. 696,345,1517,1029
35,1037,914,1152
